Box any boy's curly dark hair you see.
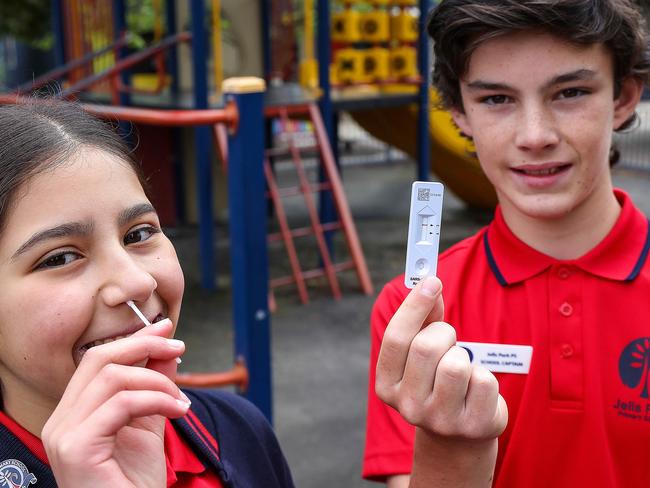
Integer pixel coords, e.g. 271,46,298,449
428,0,650,134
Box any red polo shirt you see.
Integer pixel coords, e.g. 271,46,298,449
363,189,650,487
0,410,223,487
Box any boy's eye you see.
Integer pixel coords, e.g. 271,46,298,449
124,226,160,245
36,251,81,270
558,88,588,99
481,94,511,105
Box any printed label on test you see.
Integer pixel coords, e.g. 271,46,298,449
457,341,533,374
404,181,444,288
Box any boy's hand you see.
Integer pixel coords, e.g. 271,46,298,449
42,319,188,488
376,276,507,441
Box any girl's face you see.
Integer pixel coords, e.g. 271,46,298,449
0,149,184,426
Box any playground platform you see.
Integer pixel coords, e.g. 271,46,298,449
171,160,650,488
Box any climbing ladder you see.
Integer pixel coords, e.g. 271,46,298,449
217,102,373,307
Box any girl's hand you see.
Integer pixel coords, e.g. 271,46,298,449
42,319,188,488
375,277,508,487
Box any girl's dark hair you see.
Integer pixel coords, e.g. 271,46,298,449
0,99,146,232
427,0,650,128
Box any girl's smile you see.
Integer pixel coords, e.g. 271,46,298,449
0,148,184,432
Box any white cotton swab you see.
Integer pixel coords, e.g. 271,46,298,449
126,300,151,326
125,300,182,363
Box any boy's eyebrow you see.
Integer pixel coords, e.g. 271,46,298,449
12,222,94,260
549,68,598,86
118,203,158,226
466,69,598,92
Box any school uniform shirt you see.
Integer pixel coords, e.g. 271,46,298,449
0,389,295,488
363,189,650,487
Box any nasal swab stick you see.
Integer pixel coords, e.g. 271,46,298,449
126,300,181,363
126,300,151,326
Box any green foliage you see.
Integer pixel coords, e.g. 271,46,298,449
126,0,156,49
0,0,53,49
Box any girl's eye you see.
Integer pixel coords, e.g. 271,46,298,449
481,94,511,105
124,226,160,245
36,251,81,270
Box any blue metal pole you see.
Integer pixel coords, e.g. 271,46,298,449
317,0,338,253
191,0,216,290
417,0,431,181
51,0,66,69
112,0,132,107
260,0,272,79
165,0,180,100
164,0,185,224
225,81,273,422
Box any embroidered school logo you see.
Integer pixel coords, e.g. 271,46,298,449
619,338,650,398
0,459,37,488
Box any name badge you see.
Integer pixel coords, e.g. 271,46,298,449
457,341,533,374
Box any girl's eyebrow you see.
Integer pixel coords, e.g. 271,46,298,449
11,204,157,261
12,222,94,260
118,203,158,226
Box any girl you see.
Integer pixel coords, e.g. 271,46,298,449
0,99,505,487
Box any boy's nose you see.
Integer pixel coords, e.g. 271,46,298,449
98,249,158,307
515,105,560,152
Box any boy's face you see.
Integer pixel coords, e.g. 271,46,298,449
451,31,642,222
0,150,184,428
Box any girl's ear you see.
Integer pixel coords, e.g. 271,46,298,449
450,107,473,138
613,76,644,130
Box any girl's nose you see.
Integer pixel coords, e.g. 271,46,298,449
97,248,157,307
515,104,560,152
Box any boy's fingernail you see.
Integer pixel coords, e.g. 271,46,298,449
180,391,191,403
175,357,183,364
419,277,441,297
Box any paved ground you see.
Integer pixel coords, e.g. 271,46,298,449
169,158,650,488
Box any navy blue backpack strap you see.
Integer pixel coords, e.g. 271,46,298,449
175,389,295,488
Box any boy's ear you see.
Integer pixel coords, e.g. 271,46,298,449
450,108,473,138
613,76,644,130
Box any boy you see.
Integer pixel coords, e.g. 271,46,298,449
364,0,650,487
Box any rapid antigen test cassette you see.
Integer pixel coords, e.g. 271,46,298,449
404,181,444,288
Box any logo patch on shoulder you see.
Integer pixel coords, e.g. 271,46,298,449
0,459,37,487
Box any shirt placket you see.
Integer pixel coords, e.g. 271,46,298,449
549,264,584,409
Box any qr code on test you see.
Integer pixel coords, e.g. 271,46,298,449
417,188,430,201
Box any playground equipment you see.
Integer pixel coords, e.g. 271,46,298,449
293,0,496,208
331,1,419,85
350,91,498,208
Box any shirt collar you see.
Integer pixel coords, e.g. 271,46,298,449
0,410,49,464
164,418,207,486
485,189,650,286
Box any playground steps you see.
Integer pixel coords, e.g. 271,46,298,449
264,103,373,309
216,102,373,309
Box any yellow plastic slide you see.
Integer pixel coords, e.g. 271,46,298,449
349,89,497,209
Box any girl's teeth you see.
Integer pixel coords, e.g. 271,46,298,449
86,334,129,350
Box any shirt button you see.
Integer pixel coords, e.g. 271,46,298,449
559,302,573,317
560,344,574,358
557,267,571,279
